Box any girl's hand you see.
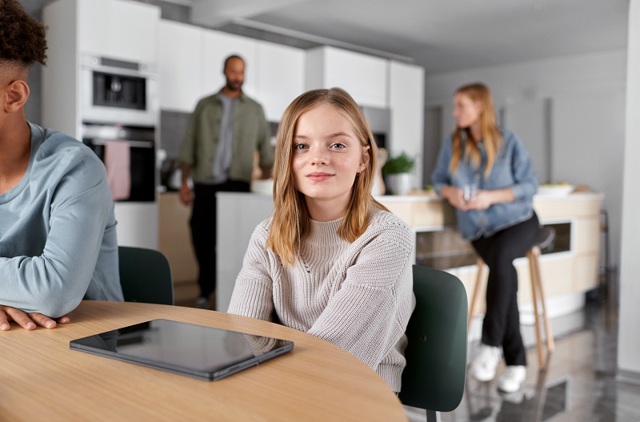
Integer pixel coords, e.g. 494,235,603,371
465,188,515,210
440,185,470,210
464,190,493,210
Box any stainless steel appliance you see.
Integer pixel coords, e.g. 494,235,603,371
360,105,390,149
80,54,158,126
79,54,160,249
82,123,156,202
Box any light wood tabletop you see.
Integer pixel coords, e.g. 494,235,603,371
0,301,408,421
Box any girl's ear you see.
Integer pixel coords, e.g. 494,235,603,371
359,145,371,173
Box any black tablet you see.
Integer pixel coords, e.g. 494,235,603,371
69,319,294,381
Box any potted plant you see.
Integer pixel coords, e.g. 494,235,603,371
382,151,415,195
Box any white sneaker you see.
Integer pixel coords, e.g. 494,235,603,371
497,365,526,393
470,345,501,382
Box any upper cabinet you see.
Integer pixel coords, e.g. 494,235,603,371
157,20,203,112
388,61,425,187
304,46,425,189
76,0,159,63
257,42,305,121
305,46,388,108
42,0,160,135
156,22,305,120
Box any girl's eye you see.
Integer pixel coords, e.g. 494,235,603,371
331,143,346,150
294,144,308,151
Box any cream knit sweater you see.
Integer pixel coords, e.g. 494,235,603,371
228,207,416,392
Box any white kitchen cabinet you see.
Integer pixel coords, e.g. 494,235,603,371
202,31,259,99
388,61,425,190
157,20,203,112
305,46,388,108
217,193,274,312
257,42,305,121
42,0,160,135
77,0,159,63
156,23,303,118
43,0,161,251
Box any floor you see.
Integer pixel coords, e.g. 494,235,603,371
408,272,640,422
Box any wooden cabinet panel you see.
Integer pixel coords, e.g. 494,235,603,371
158,193,198,303
518,256,575,302
534,195,602,218
411,201,448,227
573,254,599,292
574,217,601,254
381,202,413,225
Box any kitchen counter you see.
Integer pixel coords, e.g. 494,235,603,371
214,191,604,320
158,193,199,304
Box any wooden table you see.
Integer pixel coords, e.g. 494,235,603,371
0,301,407,421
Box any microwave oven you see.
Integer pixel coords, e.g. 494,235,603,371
80,54,159,127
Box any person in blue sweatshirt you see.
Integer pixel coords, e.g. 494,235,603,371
0,0,123,331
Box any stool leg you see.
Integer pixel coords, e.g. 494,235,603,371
532,250,555,354
528,248,546,368
468,258,484,330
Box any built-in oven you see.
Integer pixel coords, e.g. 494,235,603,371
80,54,159,126
82,123,156,202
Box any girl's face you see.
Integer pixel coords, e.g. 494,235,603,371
452,92,483,129
292,103,369,221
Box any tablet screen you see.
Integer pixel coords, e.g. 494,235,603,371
70,319,293,381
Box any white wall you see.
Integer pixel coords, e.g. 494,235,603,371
618,0,640,377
423,50,627,271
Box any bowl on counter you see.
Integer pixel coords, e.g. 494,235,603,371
537,184,574,197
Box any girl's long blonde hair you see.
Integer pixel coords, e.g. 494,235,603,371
266,87,387,266
449,82,502,176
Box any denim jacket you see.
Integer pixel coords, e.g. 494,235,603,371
431,128,537,240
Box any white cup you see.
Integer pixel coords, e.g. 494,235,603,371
463,183,478,201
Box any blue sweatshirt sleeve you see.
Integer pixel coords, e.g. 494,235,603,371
0,132,119,317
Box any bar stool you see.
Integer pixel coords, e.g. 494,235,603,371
467,226,556,369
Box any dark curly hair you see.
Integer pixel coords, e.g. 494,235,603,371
0,0,48,67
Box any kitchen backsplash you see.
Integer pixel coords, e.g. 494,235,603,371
159,109,190,159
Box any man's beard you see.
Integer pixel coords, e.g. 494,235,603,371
226,80,242,92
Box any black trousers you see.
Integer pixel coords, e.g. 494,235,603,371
190,181,250,298
471,213,540,366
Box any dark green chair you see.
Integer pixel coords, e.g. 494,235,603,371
118,246,174,305
399,265,468,422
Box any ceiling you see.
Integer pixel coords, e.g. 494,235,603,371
21,0,630,75
187,0,630,75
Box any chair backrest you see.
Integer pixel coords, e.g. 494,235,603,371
399,264,468,416
118,246,174,305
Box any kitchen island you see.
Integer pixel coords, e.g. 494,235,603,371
214,191,604,322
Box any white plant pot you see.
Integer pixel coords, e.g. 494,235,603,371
386,173,412,195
